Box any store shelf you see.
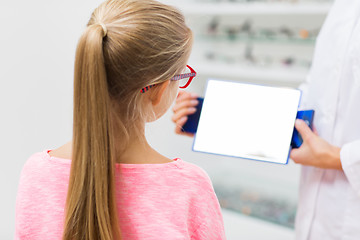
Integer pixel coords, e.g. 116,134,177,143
160,1,332,16
198,35,316,45
195,62,307,83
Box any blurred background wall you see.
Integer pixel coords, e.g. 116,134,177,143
0,0,332,239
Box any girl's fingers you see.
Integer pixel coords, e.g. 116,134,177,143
171,107,197,123
175,91,198,103
173,91,199,137
172,99,199,113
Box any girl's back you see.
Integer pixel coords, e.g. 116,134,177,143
16,150,224,239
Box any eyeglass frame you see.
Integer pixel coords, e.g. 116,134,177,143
140,65,197,93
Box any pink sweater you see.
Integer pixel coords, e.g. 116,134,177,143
15,150,225,239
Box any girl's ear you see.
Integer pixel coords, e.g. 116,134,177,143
149,80,170,106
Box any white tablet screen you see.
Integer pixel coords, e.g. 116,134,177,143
193,79,301,164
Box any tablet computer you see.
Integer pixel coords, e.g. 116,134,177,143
192,79,302,164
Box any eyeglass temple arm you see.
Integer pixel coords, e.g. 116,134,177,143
179,65,197,89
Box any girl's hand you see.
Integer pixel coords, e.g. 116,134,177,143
290,119,342,170
171,91,199,137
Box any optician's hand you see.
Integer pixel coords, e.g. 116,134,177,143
290,119,342,170
171,91,199,137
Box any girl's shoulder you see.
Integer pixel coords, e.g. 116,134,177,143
20,151,50,174
19,149,71,187
179,160,210,177
176,160,215,190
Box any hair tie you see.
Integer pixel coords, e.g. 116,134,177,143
99,23,107,37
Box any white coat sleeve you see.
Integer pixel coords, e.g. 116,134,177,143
298,74,311,109
340,139,360,197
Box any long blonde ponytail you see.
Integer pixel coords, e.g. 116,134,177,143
63,24,120,240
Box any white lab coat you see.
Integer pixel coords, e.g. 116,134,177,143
296,0,360,239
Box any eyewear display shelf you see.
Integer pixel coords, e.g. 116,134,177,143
160,0,332,87
163,2,332,15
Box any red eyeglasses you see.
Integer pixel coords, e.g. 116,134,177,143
140,65,197,93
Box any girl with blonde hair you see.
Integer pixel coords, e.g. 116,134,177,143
15,0,225,239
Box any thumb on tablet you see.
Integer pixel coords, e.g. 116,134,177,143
295,119,313,142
